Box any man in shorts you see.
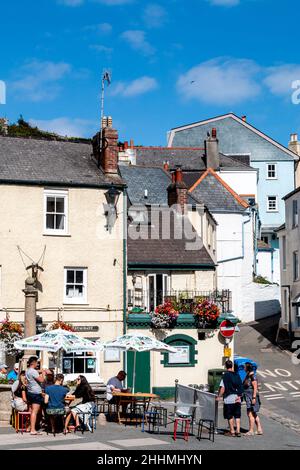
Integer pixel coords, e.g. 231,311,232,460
217,360,244,437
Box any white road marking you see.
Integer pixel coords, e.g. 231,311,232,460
265,396,285,400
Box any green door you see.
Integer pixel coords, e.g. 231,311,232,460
127,351,151,393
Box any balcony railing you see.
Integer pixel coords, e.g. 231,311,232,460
128,289,232,314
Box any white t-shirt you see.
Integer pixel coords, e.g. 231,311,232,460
106,377,123,401
219,379,238,405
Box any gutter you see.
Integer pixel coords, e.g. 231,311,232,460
127,263,216,270
0,178,126,190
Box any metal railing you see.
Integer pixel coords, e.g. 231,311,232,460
128,289,232,314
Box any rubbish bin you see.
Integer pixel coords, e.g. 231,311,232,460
234,355,258,382
208,369,225,394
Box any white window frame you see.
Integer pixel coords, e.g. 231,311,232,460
293,251,299,282
282,235,287,271
267,196,278,212
64,267,88,304
292,199,299,228
295,306,300,328
266,163,277,179
147,273,169,311
44,189,68,235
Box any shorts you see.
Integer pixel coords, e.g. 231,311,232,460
223,402,241,420
244,393,261,413
27,392,44,405
46,408,65,415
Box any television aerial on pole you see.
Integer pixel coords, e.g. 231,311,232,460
99,69,112,166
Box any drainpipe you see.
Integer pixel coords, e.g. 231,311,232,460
123,189,127,378
123,188,127,334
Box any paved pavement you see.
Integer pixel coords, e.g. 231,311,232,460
0,403,299,450
235,315,300,435
1,315,299,450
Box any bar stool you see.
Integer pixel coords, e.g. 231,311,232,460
173,416,192,442
197,419,215,442
16,411,31,434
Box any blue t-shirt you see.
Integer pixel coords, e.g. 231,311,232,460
45,385,68,409
7,370,18,381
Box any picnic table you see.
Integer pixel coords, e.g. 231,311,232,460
112,392,158,424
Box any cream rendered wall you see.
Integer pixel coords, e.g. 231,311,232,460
0,184,125,382
217,170,258,201
127,270,216,297
188,208,217,264
129,327,233,389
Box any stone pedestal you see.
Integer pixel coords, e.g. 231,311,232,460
0,385,12,424
23,276,37,357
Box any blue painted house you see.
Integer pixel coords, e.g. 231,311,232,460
168,113,298,282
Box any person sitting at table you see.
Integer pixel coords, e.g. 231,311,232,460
11,371,28,412
64,375,95,432
44,373,68,434
7,363,19,382
106,370,127,404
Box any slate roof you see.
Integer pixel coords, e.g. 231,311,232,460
169,113,297,162
119,165,202,206
0,136,124,187
135,146,255,171
127,209,215,267
189,168,249,213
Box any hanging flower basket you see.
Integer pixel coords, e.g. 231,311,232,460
150,301,179,329
193,300,220,329
0,320,23,356
49,321,75,332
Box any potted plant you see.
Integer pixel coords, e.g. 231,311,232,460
150,300,179,329
193,300,220,329
0,319,23,358
49,321,75,332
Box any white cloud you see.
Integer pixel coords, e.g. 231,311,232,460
90,44,113,54
264,64,300,96
143,3,167,28
208,0,240,6
94,0,133,4
29,117,96,137
84,22,113,34
11,60,71,102
121,30,155,56
110,76,158,97
58,0,84,6
177,58,261,105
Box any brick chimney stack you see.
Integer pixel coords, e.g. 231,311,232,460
92,116,119,174
167,166,188,214
204,127,220,170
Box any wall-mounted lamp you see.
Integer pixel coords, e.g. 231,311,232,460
104,184,121,231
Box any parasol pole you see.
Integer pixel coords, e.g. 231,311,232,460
132,350,136,394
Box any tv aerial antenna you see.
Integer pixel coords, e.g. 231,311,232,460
99,69,112,166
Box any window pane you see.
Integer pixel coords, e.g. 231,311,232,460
85,358,96,372
46,214,55,229
76,270,83,284
47,197,55,213
73,358,85,373
55,214,65,230
56,197,65,214
66,285,75,297
67,270,74,283
75,285,83,296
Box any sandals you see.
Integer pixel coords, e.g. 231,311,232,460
255,431,264,435
244,431,255,436
224,431,236,437
235,432,242,437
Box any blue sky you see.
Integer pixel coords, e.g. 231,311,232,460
1,0,300,146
